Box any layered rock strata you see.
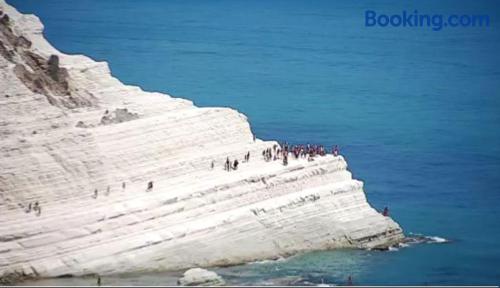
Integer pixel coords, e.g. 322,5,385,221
0,0,404,280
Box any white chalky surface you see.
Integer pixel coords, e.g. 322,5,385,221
0,0,403,278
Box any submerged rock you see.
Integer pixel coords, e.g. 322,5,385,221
177,268,225,286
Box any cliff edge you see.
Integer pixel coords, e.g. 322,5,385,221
0,0,404,280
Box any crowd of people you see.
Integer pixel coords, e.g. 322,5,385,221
283,143,340,160
219,143,341,171
262,143,340,165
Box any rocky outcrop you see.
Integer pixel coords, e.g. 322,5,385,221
178,268,225,286
0,4,94,108
0,0,404,281
0,271,34,285
100,108,140,125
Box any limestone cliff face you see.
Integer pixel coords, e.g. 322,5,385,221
0,0,403,279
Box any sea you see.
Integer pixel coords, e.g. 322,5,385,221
8,0,500,286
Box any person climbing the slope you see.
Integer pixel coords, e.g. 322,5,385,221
33,201,41,216
25,202,32,213
147,181,153,192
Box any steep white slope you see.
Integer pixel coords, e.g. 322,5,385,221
0,0,403,279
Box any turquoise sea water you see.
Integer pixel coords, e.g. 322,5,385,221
9,0,500,285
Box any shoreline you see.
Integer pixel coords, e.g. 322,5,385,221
0,0,404,281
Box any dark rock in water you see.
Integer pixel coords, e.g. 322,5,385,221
267,275,304,286
56,273,74,278
371,246,390,251
402,235,450,245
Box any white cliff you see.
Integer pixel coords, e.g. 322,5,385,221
0,0,404,280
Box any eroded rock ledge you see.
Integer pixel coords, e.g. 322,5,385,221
0,0,404,282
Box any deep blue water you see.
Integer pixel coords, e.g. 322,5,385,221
9,0,500,285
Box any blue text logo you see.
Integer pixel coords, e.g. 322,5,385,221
365,10,490,31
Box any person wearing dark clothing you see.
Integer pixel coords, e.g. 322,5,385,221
147,181,153,191
233,159,239,170
25,203,32,213
333,145,339,156
33,202,40,216
347,275,353,286
382,206,389,216
225,157,231,171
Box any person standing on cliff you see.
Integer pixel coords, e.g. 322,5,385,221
333,145,339,156
25,202,32,213
347,275,353,286
33,202,41,216
382,206,389,216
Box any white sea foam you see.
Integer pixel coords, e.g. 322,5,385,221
403,234,450,247
426,236,449,243
248,257,286,265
